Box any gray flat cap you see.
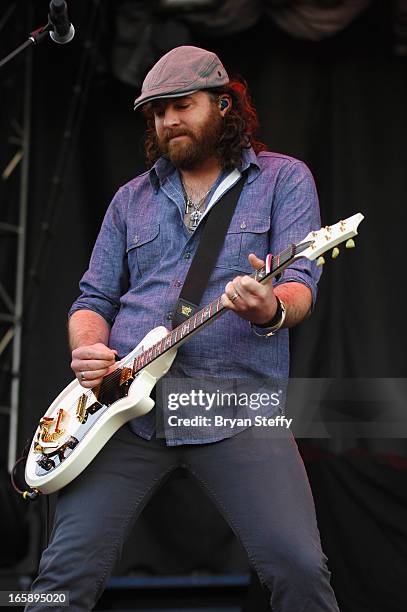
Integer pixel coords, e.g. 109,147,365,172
133,45,229,110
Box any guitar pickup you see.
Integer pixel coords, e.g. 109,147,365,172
76,394,88,423
66,436,79,450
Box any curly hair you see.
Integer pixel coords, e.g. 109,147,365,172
142,78,268,170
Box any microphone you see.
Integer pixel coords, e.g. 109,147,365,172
48,0,75,45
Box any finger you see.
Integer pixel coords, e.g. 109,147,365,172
237,275,267,299
224,281,236,296
71,358,117,373
224,276,257,308
224,281,243,304
72,345,117,361
72,349,116,362
77,367,110,380
221,292,238,311
248,253,265,270
79,377,104,389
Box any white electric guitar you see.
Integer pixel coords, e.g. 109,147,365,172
25,213,364,494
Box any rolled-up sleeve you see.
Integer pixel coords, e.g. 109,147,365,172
270,161,322,307
68,188,129,326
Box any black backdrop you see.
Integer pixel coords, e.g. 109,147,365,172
3,1,407,611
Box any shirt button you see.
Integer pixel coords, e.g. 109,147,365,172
184,252,191,260
166,312,172,321
240,222,247,230
174,280,182,287
133,235,139,244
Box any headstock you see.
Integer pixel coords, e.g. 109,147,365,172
295,213,364,265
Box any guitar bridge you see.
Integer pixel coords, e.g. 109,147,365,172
119,367,134,386
38,409,66,445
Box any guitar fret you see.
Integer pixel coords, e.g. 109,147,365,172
131,246,297,369
132,247,296,370
202,306,210,320
28,215,366,494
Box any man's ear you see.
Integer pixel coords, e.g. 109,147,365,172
218,95,232,114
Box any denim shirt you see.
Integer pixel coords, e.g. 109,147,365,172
69,147,321,445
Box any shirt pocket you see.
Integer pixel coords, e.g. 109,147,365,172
215,216,270,274
126,223,161,277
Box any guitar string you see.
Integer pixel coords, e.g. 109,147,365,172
37,227,353,447
46,248,297,431
42,243,304,434
75,245,295,397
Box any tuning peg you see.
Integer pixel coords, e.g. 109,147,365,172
332,247,340,259
316,256,325,267
345,238,355,249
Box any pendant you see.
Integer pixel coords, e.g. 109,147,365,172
189,209,202,230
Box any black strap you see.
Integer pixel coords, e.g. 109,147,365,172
173,173,246,328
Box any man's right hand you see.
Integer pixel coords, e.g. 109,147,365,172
71,343,118,389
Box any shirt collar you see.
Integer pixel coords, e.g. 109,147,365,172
149,146,261,191
149,156,173,192
239,146,260,183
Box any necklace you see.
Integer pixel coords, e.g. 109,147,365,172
181,180,213,231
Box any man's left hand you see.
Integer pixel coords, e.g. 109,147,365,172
221,253,278,325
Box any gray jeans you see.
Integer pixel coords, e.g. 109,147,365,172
26,425,340,612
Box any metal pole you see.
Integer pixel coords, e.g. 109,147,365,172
8,4,32,473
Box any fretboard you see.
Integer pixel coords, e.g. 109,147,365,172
131,241,307,374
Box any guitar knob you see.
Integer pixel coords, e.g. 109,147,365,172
332,247,340,259
38,457,55,471
316,256,325,267
345,239,355,248
66,436,79,450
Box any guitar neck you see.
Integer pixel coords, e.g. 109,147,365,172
131,241,308,374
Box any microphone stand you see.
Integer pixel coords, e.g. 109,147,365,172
0,20,53,70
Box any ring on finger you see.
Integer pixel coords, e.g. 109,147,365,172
230,291,239,303
80,371,86,381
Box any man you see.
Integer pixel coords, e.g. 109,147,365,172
27,46,340,611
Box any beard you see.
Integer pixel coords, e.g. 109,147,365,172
157,106,224,170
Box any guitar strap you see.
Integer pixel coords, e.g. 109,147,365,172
172,170,246,329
